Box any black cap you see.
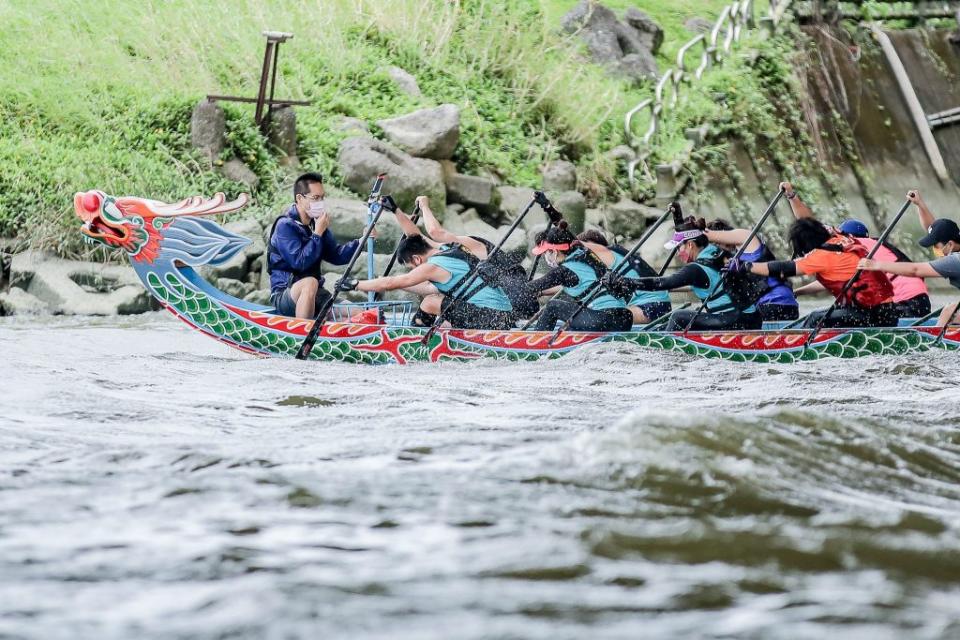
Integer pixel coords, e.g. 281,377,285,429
918,218,960,248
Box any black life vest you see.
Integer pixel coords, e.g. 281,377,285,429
468,236,538,316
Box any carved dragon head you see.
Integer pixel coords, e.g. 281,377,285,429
74,190,251,263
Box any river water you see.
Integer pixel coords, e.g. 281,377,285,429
1,313,959,639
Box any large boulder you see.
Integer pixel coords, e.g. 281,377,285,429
603,198,662,239
561,1,660,81
220,158,259,190
338,137,445,213
377,104,460,160
497,186,536,227
541,160,577,192
446,174,500,217
624,7,663,54
9,251,154,315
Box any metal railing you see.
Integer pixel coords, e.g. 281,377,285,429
624,0,795,190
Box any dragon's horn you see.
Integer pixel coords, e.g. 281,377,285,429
114,193,250,218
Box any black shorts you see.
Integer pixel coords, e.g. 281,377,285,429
531,300,633,332
270,287,332,318
441,297,515,330
893,294,931,320
666,309,762,331
801,303,899,329
635,301,672,322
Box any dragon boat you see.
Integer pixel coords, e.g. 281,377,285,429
73,190,959,364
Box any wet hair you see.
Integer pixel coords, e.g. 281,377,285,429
293,172,324,200
788,218,832,258
707,218,734,231
677,216,709,248
541,220,578,251
577,229,609,246
396,234,432,265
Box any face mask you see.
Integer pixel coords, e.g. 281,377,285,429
933,245,945,258
307,200,326,219
544,251,559,268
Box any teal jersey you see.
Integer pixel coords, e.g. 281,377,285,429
563,250,626,311
428,255,513,312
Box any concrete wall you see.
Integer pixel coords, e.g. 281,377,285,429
684,26,960,256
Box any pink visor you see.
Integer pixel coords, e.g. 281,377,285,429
532,242,572,256
664,229,704,250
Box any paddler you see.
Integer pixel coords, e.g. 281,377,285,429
390,196,537,318
858,190,960,327
704,219,799,321
526,223,633,332
577,230,672,324
724,182,898,328
790,216,931,319
605,216,762,331
336,201,518,329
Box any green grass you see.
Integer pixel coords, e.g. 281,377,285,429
0,0,778,257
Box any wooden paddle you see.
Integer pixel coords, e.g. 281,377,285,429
296,174,386,360
803,199,912,349
682,187,786,334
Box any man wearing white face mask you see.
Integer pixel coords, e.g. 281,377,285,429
266,172,367,318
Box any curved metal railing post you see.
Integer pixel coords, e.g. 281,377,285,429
621,0,795,193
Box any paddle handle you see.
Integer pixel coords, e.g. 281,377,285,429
803,199,911,348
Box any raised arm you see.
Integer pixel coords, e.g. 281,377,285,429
704,228,760,252
908,190,936,231
780,181,814,220
417,196,459,245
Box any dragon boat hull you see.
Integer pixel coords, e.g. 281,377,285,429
73,189,960,364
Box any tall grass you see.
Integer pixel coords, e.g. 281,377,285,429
0,0,742,256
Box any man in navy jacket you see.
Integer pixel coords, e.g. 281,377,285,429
267,172,366,318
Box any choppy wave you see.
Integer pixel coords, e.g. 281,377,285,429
1,314,959,639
